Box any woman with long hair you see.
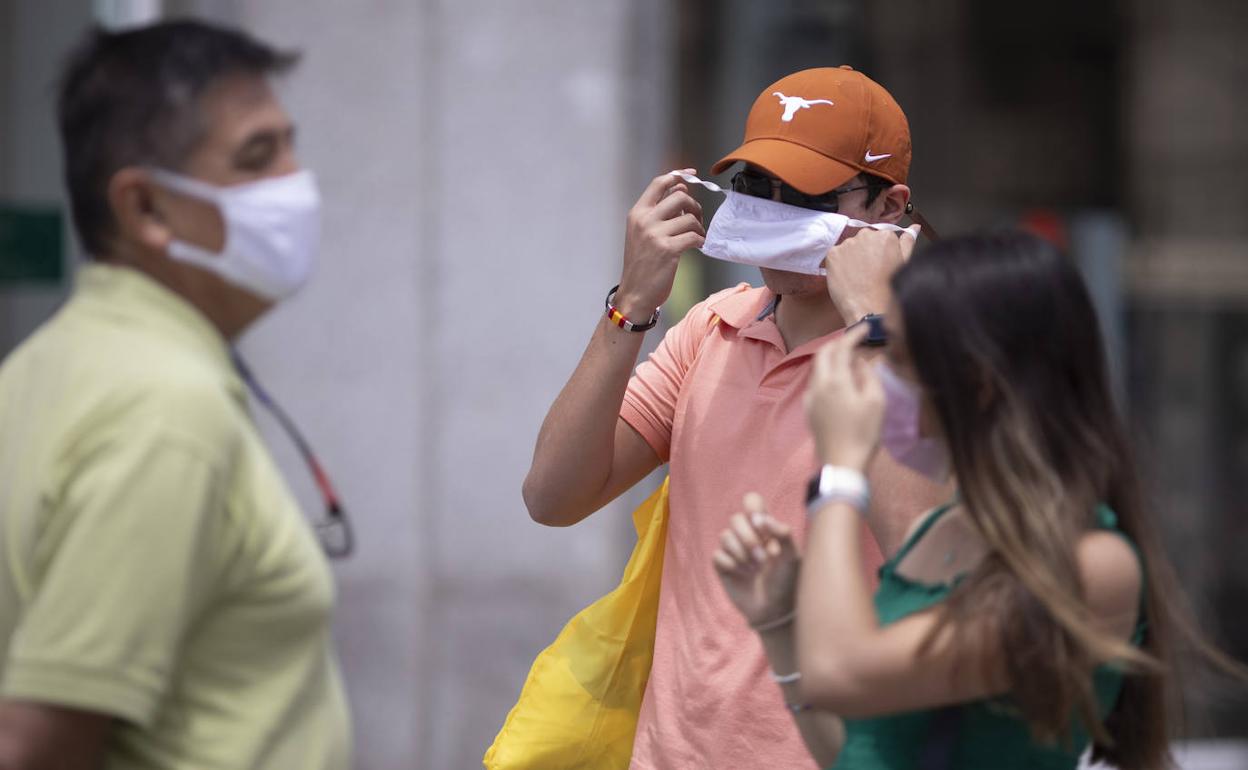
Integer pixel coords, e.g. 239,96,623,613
713,230,1243,769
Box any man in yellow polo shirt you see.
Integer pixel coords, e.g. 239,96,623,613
0,21,349,769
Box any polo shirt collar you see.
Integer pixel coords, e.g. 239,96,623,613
706,288,776,330
705,286,842,360
703,287,787,353
74,262,244,398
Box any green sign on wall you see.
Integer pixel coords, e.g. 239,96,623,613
0,203,64,284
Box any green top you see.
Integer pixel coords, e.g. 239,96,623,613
829,502,1142,770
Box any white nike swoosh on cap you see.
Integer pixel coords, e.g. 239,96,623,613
864,150,892,162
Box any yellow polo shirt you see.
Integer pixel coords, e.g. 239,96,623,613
0,263,350,769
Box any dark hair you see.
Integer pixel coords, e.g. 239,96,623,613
57,20,298,257
860,171,892,207
891,231,1245,769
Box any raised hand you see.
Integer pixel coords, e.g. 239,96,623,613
822,228,915,325
614,170,705,320
805,325,886,472
712,493,801,630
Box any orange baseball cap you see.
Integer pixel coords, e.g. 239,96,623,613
711,66,911,194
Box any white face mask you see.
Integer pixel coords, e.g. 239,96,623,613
672,171,919,276
147,168,322,301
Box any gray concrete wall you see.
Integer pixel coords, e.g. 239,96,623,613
0,0,85,352
0,0,11,194
227,2,673,767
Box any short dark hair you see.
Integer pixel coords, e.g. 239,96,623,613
859,172,893,207
57,20,299,257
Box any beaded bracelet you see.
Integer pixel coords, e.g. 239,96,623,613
605,285,661,332
750,609,796,632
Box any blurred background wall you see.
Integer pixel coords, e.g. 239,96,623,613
0,0,1244,768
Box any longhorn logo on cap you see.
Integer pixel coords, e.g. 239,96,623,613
773,92,834,122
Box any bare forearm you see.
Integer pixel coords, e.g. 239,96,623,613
525,172,704,525
0,703,110,770
757,626,845,767
797,503,879,699
524,316,647,525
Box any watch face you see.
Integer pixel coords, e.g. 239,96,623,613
859,314,888,347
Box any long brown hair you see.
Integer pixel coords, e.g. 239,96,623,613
891,231,1244,769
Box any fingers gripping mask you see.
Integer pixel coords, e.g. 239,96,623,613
147,168,322,302
671,171,919,276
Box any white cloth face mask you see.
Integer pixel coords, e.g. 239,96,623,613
672,171,919,276
147,168,322,301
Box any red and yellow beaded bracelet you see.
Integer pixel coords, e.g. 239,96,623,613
605,285,661,332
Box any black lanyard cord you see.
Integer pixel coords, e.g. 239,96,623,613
230,351,355,559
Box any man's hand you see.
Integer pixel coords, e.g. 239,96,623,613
822,229,915,325
0,701,111,770
713,493,801,630
615,171,705,320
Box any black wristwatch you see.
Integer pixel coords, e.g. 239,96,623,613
851,313,887,347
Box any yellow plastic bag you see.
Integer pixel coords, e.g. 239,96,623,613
483,478,670,770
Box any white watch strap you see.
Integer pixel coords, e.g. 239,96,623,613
807,465,869,516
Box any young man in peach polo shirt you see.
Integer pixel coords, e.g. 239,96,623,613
523,67,947,770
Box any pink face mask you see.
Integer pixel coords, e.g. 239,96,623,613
875,360,950,481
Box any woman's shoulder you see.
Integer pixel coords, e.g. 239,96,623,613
1076,529,1143,641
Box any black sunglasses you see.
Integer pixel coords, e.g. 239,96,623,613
731,169,880,213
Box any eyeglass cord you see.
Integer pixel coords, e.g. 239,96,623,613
230,350,355,559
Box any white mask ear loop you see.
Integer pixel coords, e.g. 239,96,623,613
147,167,230,203
669,170,921,241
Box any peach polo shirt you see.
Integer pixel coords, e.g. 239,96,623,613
620,284,935,770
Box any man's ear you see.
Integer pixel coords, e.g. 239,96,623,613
107,167,172,256
873,183,910,225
